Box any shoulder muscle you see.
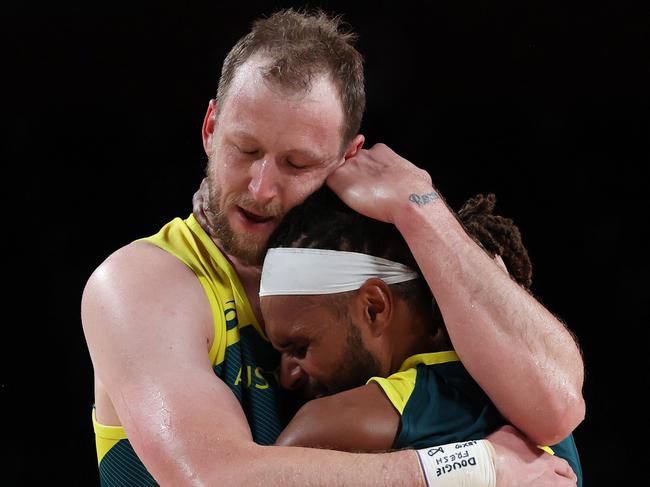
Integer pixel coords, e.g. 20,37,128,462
276,382,400,452
81,242,252,482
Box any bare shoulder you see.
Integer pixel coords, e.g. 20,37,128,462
82,241,212,340
276,382,400,452
81,241,215,407
81,242,255,482
83,241,202,308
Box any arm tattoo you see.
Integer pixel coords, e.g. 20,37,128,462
409,191,439,207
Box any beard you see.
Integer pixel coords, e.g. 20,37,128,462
326,318,383,395
204,168,283,266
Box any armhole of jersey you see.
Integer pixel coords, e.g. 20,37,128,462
186,215,268,343
92,409,128,465
203,275,226,365
367,367,418,415
134,234,227,367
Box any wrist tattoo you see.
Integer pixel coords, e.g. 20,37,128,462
409,191,439,207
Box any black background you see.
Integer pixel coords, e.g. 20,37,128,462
3,1,648,485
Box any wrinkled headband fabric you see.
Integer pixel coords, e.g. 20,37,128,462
259,248,419,296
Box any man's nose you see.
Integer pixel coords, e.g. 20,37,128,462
280,353,307,391
248,158,280,205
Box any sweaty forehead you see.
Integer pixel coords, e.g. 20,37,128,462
220,58,345,157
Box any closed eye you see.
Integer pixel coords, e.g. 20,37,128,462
291,345,308,359
234,144,260,156
286,159,308,170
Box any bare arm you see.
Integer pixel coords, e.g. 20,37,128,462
275,382,578,487
276,383,399,451
81,242,423,486
327,144,585,446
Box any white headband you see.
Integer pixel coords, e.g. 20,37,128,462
259,248,419,297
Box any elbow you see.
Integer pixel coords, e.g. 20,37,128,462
526,393,586,446
552,393,586,443
525,360,586,445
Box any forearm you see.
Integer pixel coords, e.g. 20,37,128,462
127,391,419,486
394,195,585,444
124,391,419,486
204,443,423,487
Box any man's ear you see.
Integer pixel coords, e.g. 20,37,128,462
355,278,393,337
337,134,365,167
202,99,218,156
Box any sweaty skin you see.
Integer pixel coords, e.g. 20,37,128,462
327,144,585,446
83,46,583,486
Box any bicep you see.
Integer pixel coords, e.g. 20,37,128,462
275,382,400,452
82,243,252,482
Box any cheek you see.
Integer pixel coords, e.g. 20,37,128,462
304,346,342,380
283,171,330,209
210,152,248,194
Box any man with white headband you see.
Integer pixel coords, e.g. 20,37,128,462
260,189,582,487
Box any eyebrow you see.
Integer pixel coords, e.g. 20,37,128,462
288,147,330,165
230,130,257,141
275,321,311,349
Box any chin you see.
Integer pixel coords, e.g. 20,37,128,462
212,213,268,265
229,238,267,266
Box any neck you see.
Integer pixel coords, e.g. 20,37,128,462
387,312,445,374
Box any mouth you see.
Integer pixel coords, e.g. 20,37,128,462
237,207,275,225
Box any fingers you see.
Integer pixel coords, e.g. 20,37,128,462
553,457,577,481
192,179,206,212
192,178,211,232
554,473,578,487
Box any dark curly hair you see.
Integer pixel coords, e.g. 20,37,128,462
458,193,533,290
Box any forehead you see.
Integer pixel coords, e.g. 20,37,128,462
261,295,340,341
219,56,345,158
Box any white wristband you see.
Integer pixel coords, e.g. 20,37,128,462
416,439,496,487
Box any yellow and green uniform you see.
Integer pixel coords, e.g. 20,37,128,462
369,351,583,486
92,215,293,486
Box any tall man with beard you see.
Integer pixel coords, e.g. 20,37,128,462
82,8,585,486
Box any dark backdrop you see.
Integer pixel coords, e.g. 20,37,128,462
3,1,648,485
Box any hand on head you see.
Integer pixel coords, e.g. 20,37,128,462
327,142,435,224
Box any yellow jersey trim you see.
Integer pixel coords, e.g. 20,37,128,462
368,351,459,415
185,215,267,342
92,409,127,464
135,214,268,366
398,350,459,371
